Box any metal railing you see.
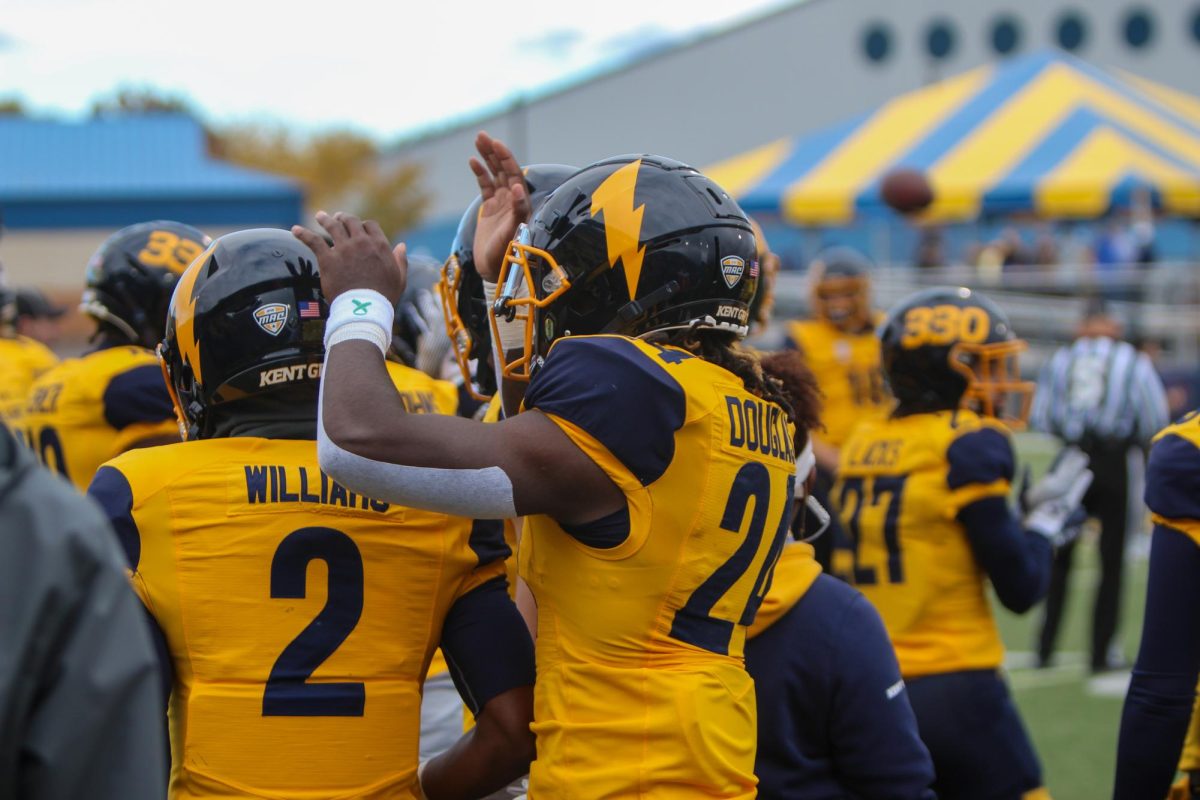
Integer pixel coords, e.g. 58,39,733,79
764,262,1200,369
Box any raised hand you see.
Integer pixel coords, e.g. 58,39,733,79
469,132,531,283
292,211,408,304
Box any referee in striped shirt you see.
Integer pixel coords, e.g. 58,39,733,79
1030,300,1169,672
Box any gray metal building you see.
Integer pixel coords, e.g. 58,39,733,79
385,0,1200,238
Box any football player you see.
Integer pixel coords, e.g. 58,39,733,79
784,248,890,568
386,253,462,417
86,228,535,800
0,269,58,427
440,160,579,417
833,287,1092,800
1114,410,1200,798
423,163,579,767
21,222,206,489
746,217,779,336
745,349,936,800
300,144,797,798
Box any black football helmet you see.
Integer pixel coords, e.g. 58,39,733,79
391,253,447,373
493,155,757,380
81,220,210,348
439,163,578,397
159,228,326,440
809,246,873,331
880,286,1034,426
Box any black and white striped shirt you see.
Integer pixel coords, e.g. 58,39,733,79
1030,336,1169,448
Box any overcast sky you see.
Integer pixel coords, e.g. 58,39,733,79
2,0,787,140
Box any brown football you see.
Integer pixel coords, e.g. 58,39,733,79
880,168,934,214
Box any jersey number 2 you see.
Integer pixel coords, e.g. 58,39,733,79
262,527,365,717
669,462,795,655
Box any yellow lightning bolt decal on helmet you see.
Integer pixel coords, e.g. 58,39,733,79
590,159,646,300
171,241,215,385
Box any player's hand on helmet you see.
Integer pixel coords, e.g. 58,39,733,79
470,131,530,283
1023,447,1093,546
292,211,407,304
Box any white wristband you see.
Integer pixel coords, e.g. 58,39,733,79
483,279,528,354
327,290,393,341
327,321,390,356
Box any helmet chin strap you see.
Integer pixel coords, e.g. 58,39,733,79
80,299,141,343
601,281,681,334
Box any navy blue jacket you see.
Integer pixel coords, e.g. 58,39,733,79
745,573,936,799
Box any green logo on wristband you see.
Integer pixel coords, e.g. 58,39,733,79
352,299,372,316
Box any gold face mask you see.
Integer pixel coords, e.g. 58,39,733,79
490,223,574,382
437,255,491,401
157,342,190,441
952,339,1035,429
813,275,871,330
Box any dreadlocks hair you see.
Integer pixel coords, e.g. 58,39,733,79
758,350,823,445
663,329,799,431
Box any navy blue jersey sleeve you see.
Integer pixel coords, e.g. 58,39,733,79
946,427,1015,489
441,576,535,717
958,496,1051,613
86,465,140,570
1114,525,1200,800
827,581,937,799
1145,432,1200,521
102,364,174,431
467,518,512,567
456,383,485,420
524,337,685,485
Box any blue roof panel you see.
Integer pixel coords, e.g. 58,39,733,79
0,114,301,201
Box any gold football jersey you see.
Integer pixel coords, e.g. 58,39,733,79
833,409,1014,678
520,335,796,798
785,317,889,448
386,360,459,416
21,345,178,489
385,360,460,682
91,437,505,800
1143,413,1200,775
0,335,58,427
1146,411,1200,548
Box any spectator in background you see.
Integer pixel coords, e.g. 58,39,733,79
999,227,1030,269
1030,299,1169,672
1131,187,1157,266
1034,231,1059,269
914,228,945,269
1093,216,1137,302
1094,217,1136,267
15,288,66,350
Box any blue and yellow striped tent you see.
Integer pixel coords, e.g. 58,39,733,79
706,50,1200,224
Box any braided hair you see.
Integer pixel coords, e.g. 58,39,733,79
664,330,801,431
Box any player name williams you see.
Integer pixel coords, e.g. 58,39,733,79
243,464,389,512
725,395,795,464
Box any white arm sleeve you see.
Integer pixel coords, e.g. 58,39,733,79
317,344,518,520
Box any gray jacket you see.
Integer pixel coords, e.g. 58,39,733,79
0,425,165,799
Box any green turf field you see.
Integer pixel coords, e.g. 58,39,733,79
994,433,1149,800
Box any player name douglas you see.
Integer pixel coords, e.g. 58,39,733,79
724,395,796,465
242,464,390,512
